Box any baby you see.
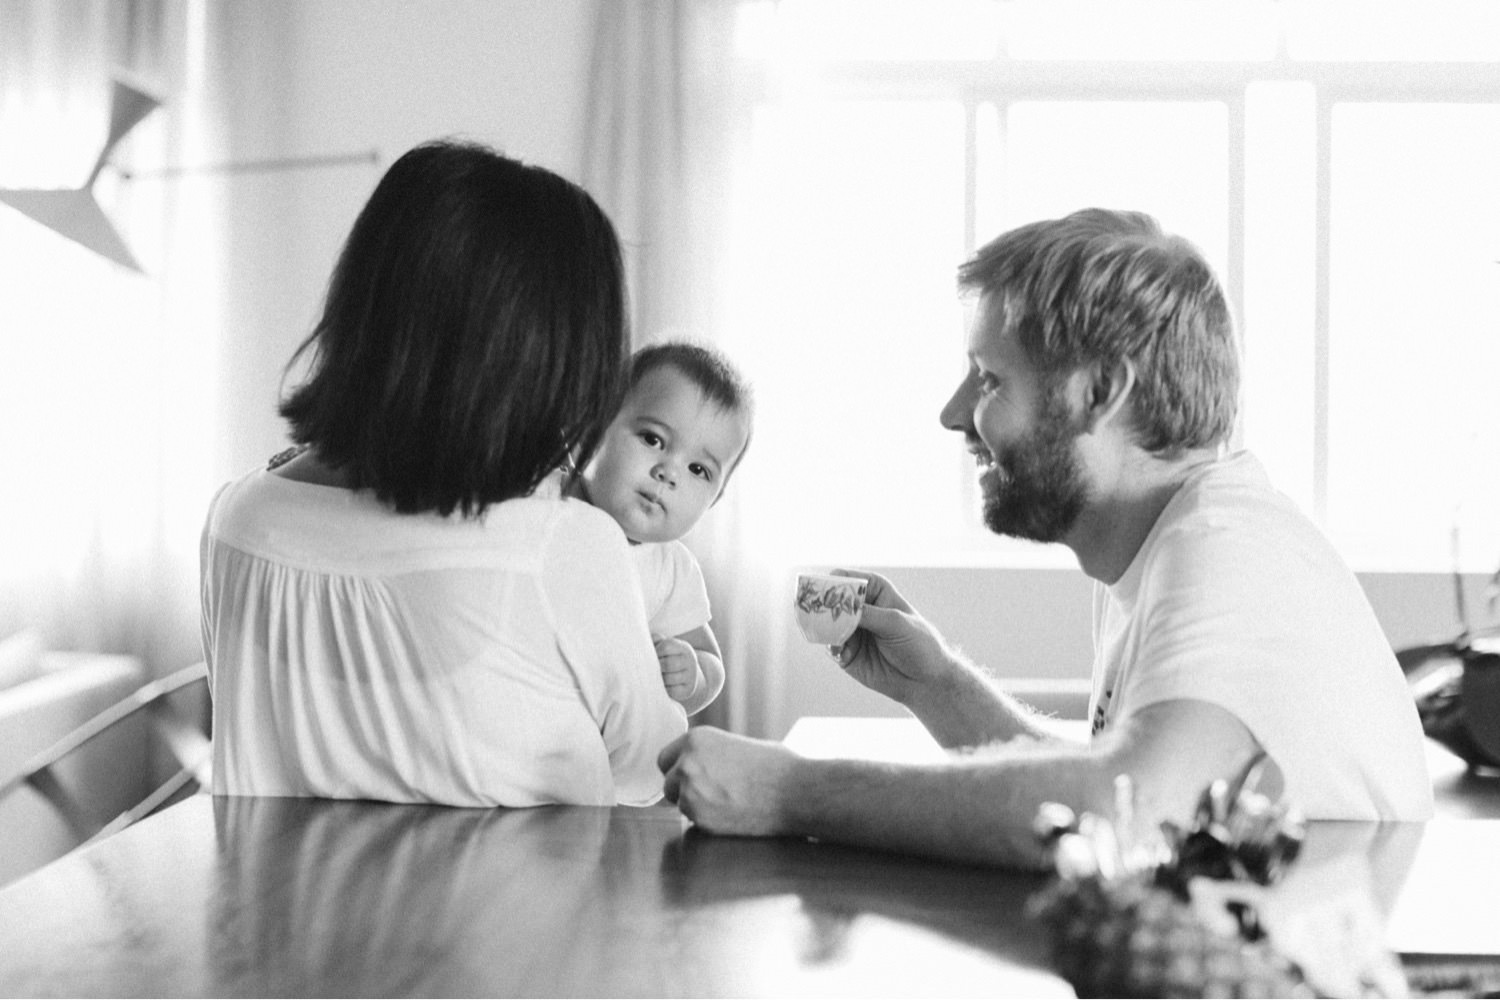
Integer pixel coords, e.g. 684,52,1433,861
570,342,753,716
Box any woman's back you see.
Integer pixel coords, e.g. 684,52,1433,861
202,468,686,807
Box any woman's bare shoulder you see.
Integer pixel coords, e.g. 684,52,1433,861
267,447,352,488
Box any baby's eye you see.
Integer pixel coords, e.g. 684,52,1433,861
977,372,1002,396
689,463,713,482
638,430,664,448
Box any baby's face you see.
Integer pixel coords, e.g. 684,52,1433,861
582,367,751,544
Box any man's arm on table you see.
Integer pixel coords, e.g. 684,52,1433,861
658,697,1262,870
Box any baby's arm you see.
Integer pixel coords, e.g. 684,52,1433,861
655,623,726,716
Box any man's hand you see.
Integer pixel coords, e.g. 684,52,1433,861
829,569,956,704
657,727,798,836
830,570,1040,749
656,636,702,704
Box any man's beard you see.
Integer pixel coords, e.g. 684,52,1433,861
981,391,1088,543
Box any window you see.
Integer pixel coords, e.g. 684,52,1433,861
721,0,1500,572
1326,103,1500,571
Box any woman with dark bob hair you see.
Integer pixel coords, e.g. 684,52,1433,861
200,139,687,806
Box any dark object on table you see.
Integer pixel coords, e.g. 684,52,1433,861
1028,758,1318,998
1029,872,1312,998
1401,626,1500,773
1399,546,1500,773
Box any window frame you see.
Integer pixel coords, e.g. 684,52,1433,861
726,45,1500,570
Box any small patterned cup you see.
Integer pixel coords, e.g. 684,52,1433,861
794,573,867,645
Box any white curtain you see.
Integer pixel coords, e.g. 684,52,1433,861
0,0,211,678
582,0,793,736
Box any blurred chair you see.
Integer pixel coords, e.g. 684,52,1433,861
0,661,211,884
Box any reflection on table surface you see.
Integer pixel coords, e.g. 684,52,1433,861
786,717,1500,968
0,717,1495,998
0,795,1070,998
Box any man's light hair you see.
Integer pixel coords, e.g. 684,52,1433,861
958,208,1239,456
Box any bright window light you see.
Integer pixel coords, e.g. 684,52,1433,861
1327,103,1500,571
999,101,1229,278
726,0,1500,573
1003,1,1279,62
1286,2,1500,61
735,0,1003,61
1242,81,1317,517
724,98,978,566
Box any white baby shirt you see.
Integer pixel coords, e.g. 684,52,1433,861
631,539,712,639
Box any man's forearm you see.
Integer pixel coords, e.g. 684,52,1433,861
770,699,1265,869
904,653,1067,750
778,748,1115,870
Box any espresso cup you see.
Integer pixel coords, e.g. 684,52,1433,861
794,573,867,645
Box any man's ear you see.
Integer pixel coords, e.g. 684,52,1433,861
1082,356,1136,434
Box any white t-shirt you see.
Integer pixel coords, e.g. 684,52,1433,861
1090,451,1433,821
200,468,687,808
631,539,711,639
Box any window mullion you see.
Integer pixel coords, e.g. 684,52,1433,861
1312,91,1333,529
1226,88,1247,453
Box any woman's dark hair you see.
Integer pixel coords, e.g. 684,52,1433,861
279,139,628,516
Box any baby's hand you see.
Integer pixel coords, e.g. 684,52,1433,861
655,636,701,704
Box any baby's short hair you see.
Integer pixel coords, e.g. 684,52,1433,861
630,341,752,417
630,340,754,481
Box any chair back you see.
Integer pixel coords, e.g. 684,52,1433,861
0,661,211,877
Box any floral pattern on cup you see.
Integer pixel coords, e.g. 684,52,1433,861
794,573,867,646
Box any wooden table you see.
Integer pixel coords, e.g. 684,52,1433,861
0,794,1070,998
785,717,1500,990
0,719,1495,998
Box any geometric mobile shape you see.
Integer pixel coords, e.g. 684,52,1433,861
84,78,164,189
0,187,144,272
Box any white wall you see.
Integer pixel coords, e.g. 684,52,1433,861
202,0,598,482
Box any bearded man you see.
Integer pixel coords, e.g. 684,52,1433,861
657,209,1432,868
